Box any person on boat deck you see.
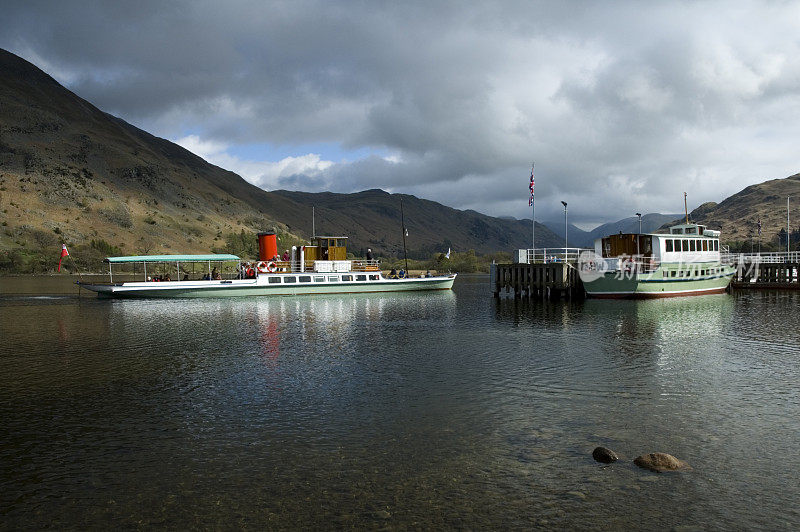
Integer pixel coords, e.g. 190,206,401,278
425,270,432,277
282,250,290,261
164,274,172,282
183,274,189,281
366,248,373,261
398,269,406,278
389,268,397,278
212,267,221,280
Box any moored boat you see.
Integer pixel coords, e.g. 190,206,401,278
579,222,734,299
78,233,456,298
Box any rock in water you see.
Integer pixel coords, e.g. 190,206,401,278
633,452,691,472
592,447,619,463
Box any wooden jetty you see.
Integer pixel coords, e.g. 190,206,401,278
491,258,584,299
727,253,800,289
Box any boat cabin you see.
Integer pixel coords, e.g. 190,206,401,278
595,223,721,263
302,236,348,261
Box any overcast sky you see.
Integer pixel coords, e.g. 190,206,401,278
2,0,799,226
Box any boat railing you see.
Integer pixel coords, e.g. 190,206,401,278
720,251,800,265
523,248,591,264
352,259,381,272
267,259,381,273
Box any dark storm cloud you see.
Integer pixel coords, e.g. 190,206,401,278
2,0,799,223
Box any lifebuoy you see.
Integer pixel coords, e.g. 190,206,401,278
247,268,256,278
256,261,269,273
266,261,277,273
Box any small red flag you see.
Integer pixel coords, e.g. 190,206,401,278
58,244,69,272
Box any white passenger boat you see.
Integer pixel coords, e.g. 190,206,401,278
579,222,735,298
78,234,456,298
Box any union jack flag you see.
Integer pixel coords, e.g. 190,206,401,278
528,165,534,206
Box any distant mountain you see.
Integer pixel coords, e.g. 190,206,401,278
0,48,562,271
586,213,683,242
269,190,563,257
540,221,592,248
542,214,681,248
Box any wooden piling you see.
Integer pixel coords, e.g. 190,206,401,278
731,262,800,290
492,262,584,299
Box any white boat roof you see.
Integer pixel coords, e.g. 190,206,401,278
105,254,241,264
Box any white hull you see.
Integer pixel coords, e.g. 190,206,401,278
79,273,456,298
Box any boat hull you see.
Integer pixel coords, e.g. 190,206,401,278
583,268,734,299
78,275,456,299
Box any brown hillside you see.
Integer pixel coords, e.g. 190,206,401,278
688,173,800,244
0,48,294,258
0,48,562,271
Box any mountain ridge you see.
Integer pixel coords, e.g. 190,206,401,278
0,48,563,272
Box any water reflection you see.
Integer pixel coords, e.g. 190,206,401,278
1,278,799,529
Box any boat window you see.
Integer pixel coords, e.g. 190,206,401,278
663,271,669,278
369,274,379,280
702,240,708,251
284,276,296,283
686,227,697,234
299,276,311,282
328,276,339,282
689,240,695,251
314,276,325,283
341,275,353,281
679,271,683,277
356,275,367,281
671,271,676,277
671,228,683,234
268,277,281,284
682,240,689,252
665,240,674,252
714,240,719,251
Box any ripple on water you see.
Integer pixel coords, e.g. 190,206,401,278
1,278,799,529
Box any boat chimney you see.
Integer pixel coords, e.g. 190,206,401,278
257,232,278,261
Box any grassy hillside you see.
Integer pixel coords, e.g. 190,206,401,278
659,173,800,251
0,48,565,273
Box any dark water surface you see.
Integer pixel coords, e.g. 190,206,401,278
1,275,799,529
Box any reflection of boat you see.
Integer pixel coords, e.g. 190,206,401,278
78,233,456,299
581,222,734,299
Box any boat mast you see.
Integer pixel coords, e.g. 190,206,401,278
684,192,689,224
312,206,315,239
400,197,409,272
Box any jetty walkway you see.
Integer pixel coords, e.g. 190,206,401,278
723,252,800,289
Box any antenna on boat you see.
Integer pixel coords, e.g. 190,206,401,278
684,192,689,224
400,197,409,272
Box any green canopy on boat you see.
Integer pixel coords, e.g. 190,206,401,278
105,254,241,264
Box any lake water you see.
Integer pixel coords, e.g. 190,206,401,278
1,275,799,529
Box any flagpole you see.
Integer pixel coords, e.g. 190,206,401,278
400,197,409,272
530,163,535,257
